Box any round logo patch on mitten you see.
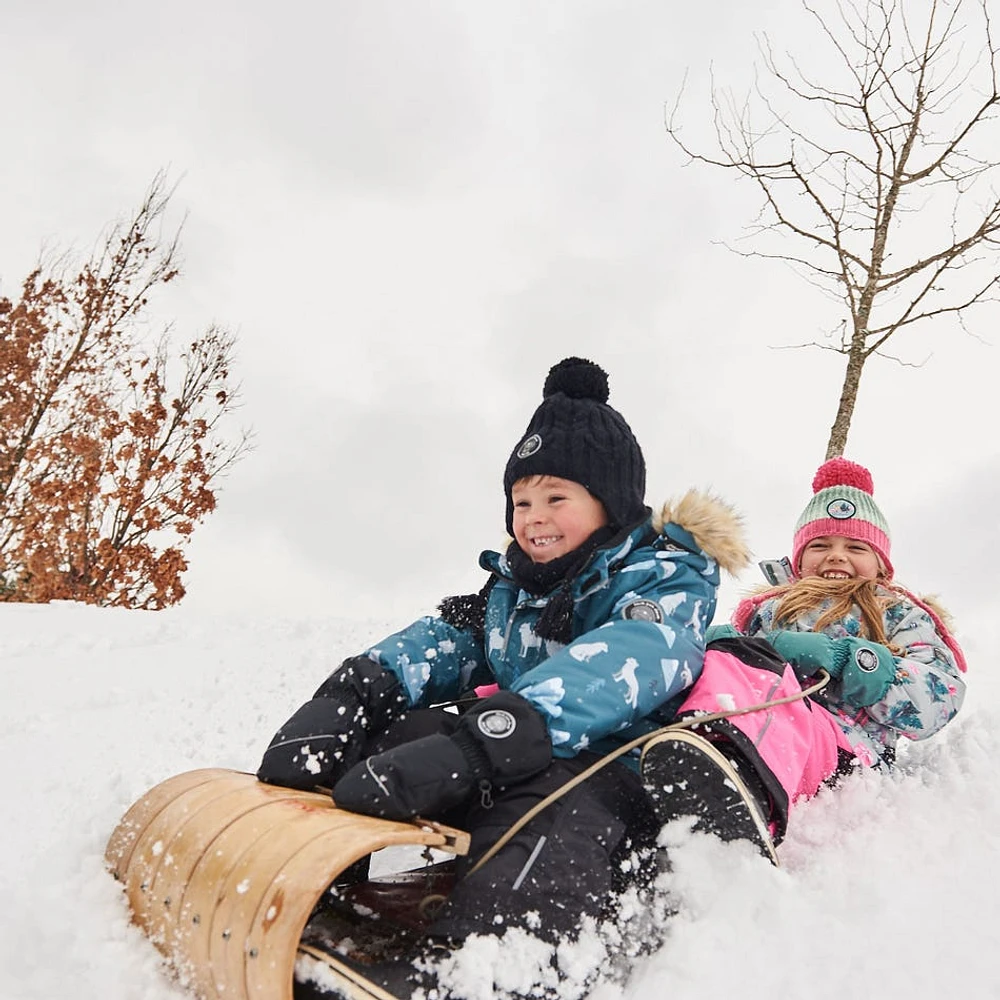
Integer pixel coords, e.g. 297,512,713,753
477,709,517,739
855,647,880,673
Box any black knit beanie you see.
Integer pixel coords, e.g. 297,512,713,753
503,357,647,534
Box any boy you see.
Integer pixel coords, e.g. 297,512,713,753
258,357,750,961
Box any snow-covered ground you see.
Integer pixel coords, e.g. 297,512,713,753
1,600,996,1000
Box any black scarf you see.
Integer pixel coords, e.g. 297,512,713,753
439,521,643,647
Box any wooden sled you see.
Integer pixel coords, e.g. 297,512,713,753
105,768,470,1000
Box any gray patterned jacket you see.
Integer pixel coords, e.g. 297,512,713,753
733,585,967,765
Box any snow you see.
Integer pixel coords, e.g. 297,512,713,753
1,600,997,1000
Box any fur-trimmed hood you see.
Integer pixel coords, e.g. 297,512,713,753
652,489,751,577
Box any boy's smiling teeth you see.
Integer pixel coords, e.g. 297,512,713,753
532,536,560,547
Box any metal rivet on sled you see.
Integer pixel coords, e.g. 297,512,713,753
191,914,200,925
139,882,148,892
222,929,231,940
163,897,171,908
248,948,258,959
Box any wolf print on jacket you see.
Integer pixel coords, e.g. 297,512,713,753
364,491,749,763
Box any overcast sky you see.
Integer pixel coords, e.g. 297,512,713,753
2,0,997,649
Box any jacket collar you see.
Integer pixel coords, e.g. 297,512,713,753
479,512,655,596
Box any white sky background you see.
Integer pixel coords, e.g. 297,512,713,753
1,0,998,641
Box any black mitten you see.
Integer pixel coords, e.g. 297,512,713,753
332,690,552,820
257,656,407,790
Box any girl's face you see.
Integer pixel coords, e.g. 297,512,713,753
798,535,882,581
511,475,608,563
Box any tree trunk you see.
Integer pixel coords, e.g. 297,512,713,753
826,341,866,459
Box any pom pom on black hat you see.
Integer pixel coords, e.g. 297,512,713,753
542,357,610,402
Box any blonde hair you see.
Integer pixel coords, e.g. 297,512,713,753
770,577,898,650
735,577,966,672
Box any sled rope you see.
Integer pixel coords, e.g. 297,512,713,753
463,669,831,878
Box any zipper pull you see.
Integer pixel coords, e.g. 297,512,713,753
479,779,494,809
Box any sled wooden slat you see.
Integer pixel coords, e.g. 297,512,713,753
125,773,255,941
298,944,401,1000
143,782,303,969
105,768,232,879
105,768,470,1000
206,800,359,1000
172,797,294,998
242,811,465,1000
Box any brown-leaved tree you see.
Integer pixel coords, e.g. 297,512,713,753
0,174,251,608
667,0,1000,457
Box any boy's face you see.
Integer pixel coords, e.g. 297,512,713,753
798,535,882,581
511,475,608,563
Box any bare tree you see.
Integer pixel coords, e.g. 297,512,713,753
667,0,1000,457
0,173,252,608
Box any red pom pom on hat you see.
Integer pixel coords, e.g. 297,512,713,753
812,457,874,496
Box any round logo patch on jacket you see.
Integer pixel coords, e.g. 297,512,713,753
477,709,517,739
622,598,663,623
854,647,880,673
516,434,542,459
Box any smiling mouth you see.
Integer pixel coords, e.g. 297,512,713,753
820,570,851,579
529,535,562,549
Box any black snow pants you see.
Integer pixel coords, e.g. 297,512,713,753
367,708,660,943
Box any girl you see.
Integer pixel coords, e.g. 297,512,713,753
721,457,967,768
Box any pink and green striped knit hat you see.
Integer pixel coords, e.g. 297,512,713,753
791,458,893,579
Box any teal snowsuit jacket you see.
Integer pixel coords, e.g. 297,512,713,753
364,493,748,761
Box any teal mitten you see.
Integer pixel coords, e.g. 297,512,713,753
764,630,835,678
830,638,896,707
706,623,741,642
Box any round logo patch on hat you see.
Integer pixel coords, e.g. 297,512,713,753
622,598,663,623
477,709,517,739
827,498,857,520
516,434,542,459
854,647,881,673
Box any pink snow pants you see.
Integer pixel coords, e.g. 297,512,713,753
677,647,853,805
